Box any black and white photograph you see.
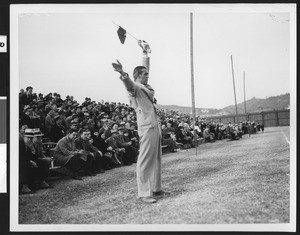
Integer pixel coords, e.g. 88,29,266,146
8,3,296,232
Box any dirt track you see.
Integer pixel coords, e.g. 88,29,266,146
18,126,291,230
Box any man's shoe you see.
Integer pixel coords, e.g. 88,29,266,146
153,190,171,197
39,180,51,189
139,197,157,204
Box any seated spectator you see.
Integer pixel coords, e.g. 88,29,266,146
99,122,111,139
20,105,33,127
91,131,115,169
75,129,106,174
53,129,94,180
234,124,243,138
183,123,196,141
49,114,66,143
165,122,175,134
226,123,240,140
203,125,215,142
105,129,124,166
216,123,226,140
31,128,53,189
20,105,42,129
127,123,140,150
19,123,35,194
161,124,180,152
175,126,194,148
116,126,138,165
94,131,121,168
69,119,79,132
87,119,97,133
23,128,52,191
45,109,56,135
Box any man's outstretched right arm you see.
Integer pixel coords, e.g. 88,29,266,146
120,72,135,93
112,60,134,92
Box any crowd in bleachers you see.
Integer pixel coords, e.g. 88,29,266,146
19,86,264,194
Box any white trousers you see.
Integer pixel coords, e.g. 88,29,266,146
137,125,162,197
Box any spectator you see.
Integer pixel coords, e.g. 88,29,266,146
175,126,194,148
93,131,120,168
19,86,33,107
105,129,124,166
161,124,180,152
116,126,138,165
49,114,66,143
127,123,140,150
226,123,240,140
19,123,35,194
203,125,215,142
23,128,52,191
53,129,93,180
75,129,105,174
31,128,53,189
45,109,56,135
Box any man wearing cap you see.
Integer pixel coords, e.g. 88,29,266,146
105,129,123,166
19,124,35,194
112,47,169,203
32,128,53,189
75,129,105,175
23,128,52,190
53,129,90,180
116,126,138,165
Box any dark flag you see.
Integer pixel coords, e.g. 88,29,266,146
117,26,126,44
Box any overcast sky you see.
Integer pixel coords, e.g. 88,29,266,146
15,4,294,109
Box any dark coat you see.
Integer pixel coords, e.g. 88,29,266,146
75,137,98,154
19,134,32,184
49,123,65,143
53,136,83,166
19,93,33,106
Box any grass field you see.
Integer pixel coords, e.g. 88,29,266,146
18,126,291,228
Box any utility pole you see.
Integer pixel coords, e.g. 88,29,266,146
244,71,247,114
190,13,197,151
230,55,238,123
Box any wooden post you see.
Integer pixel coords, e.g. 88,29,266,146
230,55,238,123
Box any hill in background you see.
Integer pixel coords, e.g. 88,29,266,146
156,93,290,117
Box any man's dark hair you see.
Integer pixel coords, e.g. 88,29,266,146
26,86,33,91
79,128,89,135
133,66,147,81
67,129,77,135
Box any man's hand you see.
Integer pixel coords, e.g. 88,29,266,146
112,59,124,75
138,40,151,54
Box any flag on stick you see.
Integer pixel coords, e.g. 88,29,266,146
117,26,126,44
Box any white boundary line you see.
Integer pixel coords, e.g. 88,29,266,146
281,131,290,145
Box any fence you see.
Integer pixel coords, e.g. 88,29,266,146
205,109,290,127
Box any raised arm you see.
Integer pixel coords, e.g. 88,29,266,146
142,51,150,72
112,60,134,91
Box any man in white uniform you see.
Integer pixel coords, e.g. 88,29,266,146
112,47,169,203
